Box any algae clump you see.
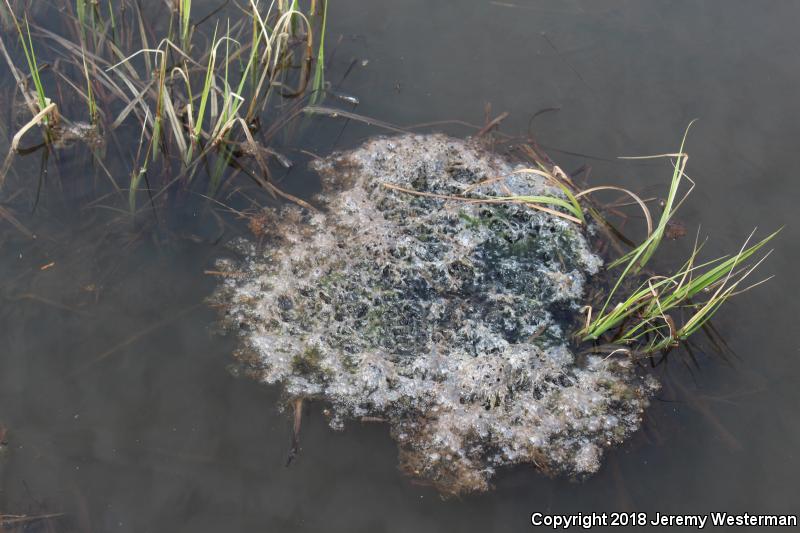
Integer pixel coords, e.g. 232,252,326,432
214,134,658,495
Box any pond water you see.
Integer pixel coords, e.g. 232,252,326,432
1,1,798,531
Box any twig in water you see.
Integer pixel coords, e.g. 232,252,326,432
286,396,304,466
477,111,509,137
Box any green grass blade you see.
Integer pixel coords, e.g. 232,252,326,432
310,0,328,104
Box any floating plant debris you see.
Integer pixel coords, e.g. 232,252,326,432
214,134,658,494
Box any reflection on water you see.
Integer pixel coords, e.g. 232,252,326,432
1,1,798,531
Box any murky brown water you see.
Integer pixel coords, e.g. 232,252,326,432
1,1,798,531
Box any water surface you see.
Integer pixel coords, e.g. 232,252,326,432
1,1,798,531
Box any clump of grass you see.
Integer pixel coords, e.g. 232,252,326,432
575,125,779,357
580,228,779,354
0,0,329,211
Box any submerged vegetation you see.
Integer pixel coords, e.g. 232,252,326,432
0,0,330,213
